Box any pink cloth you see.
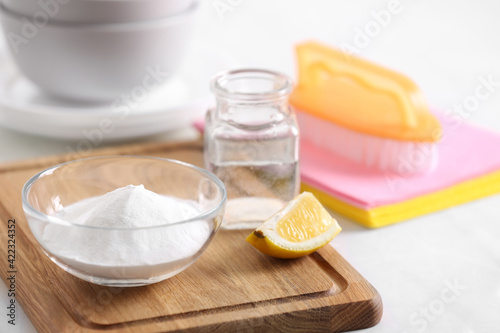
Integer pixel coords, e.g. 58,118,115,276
301,113,500,209
194,112,500,209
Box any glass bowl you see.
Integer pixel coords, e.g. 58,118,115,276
22,156,226,287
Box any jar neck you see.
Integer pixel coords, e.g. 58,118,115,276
210,69,293,129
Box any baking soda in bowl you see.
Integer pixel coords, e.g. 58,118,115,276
41,185,211,280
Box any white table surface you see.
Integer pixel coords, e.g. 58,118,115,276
1,1,499,332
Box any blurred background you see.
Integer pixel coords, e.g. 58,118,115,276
1,1,499,332
1,0,499,161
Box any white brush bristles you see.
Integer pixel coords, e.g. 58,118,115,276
297,110,438,174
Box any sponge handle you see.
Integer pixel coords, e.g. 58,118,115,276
296,42,425,129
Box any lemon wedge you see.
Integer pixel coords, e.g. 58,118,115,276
246,192,342,259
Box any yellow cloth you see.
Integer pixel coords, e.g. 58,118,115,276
302,169,500,228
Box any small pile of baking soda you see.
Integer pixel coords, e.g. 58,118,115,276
42,185,210,279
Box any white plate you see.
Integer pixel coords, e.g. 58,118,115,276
0,45,236,140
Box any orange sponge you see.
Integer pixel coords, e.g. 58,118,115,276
290,41,442,173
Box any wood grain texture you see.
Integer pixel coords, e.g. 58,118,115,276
0,140,382,332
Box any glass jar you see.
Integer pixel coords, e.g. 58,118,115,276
204,69,300,229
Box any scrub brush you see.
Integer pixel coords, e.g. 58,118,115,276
290,42,442,174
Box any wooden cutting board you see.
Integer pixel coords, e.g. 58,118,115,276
0,140,382,332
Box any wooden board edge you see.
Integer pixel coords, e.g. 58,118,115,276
84,245,383,333
44,245,383,332
0,139,204,173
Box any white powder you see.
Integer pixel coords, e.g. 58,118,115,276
41,185,210,280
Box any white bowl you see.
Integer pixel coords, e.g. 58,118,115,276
0,2,197,102
0,0,194,24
